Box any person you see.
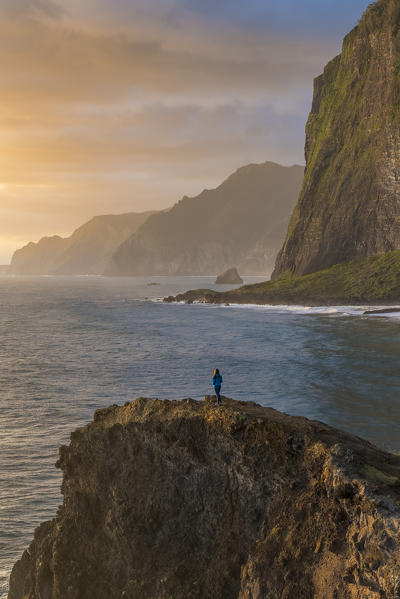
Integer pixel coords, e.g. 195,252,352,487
212,368,223,405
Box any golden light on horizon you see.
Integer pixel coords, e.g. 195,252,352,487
0,0,345,264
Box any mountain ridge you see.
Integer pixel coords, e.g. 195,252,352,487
9,212,156,275
107,161,303,277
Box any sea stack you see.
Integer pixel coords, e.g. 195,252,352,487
8,397,400,599
215,267,243,284
273,0,400,278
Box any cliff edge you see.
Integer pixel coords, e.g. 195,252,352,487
274,0,400,277
8,397,400,599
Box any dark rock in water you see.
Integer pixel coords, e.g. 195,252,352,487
8,397,400,599
215,267,243,284
274,0,400,278
364,307,400,315
147,282,160,286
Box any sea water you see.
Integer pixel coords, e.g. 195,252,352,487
1,275,400,596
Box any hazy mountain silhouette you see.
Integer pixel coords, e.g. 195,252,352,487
9,212,155,275
107,162,303,277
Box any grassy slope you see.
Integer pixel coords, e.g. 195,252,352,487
169,251,400,305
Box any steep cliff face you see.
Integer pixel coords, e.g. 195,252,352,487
274,0,400,278
106,162,303,277
9,212,155,275
9,397,400,599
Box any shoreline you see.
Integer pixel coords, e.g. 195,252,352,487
163,296,400,316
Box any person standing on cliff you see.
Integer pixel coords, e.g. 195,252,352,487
212,368,223,405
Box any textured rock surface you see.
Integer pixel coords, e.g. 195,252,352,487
274,0,400,278
9,396,400,599
9,212,155,275
107,162,303,277
215,267,243,284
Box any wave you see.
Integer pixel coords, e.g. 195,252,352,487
157,299,400,318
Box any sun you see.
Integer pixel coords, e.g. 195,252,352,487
0,184,6,192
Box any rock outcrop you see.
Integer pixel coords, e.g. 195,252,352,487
166,250,400,306
215,267,243,284
273,0,400,278
9,396,400,599
106,162,303,277
9,212,155,275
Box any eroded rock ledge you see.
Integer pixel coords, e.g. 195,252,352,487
8,397,400,599
164,251,400,306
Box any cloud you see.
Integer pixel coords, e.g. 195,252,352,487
0,14,336,110
1,0,65,19
0,0,368,261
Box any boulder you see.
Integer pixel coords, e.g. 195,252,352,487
215,267,243,284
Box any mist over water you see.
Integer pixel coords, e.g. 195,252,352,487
1,275,400,596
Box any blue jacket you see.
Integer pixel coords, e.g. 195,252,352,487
212,373,222,387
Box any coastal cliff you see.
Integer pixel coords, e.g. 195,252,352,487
9,212,155,276
106,162,303,277
9,397,400,599
273,0,400,277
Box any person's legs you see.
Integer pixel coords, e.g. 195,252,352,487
215,386,221,404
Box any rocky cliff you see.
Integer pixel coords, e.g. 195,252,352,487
9,212,155,275
9,396,400,599
273,0,400,278
106,162,303,277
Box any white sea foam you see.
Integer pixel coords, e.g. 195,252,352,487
364,309,400,318
160,299,400,318
224,304,400,317
216,303,364,316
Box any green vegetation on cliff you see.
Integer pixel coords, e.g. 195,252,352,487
167,251,400,305
274,0,400,278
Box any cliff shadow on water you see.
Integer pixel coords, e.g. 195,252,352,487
8,397,400,599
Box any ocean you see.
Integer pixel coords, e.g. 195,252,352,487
1,275,400,596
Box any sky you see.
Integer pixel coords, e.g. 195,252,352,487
0,0,370,263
